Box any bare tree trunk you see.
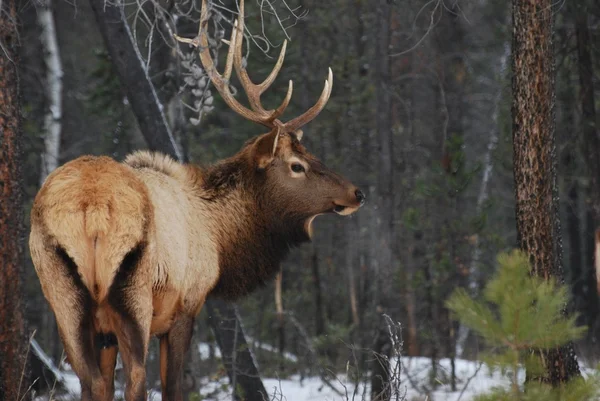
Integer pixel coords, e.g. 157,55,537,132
370,315,392,401
467,42,510,288
205,300,267,400
371,2,392,397
274,271,285,373
36,0,64,367
457,41,510,358
347,243,360,328
37,0,63,184
595,229,600,295
311,250,325,337
0,0,29,397
87,0,183,161
512,0,581,384
87,1,267,397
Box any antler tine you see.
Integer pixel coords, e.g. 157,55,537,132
283,67,333,132
175,0,266,124
176,0,331,132
270,80,293,122
234,0,293,119
259,41,288,94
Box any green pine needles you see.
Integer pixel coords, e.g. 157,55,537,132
446,250,599,400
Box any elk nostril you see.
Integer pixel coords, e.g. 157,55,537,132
355,189,365,205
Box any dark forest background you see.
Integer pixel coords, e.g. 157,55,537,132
6,0,600,398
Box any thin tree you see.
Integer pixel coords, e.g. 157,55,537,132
512,0,581,384
37,0,63,184
0,0,29,397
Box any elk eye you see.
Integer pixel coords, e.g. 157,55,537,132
291,163,305,173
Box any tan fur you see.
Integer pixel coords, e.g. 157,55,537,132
30,133,363,401
31,156,151,302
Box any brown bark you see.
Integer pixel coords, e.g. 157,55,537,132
0,0,29,397
512,0,581,384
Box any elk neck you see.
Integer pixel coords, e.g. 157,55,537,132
194,156,311,300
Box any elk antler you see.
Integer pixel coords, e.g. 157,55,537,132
175,0,333,132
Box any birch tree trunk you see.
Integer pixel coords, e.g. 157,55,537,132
512,0,580,384
37,0,63,185
36,0,64,365
0,0,29,396
456,42,510,358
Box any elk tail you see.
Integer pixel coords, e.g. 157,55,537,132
83,204,147,302
82,205,112,301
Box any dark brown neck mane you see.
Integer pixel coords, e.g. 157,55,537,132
200,158,310,300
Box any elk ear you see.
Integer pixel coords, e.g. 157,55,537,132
253,129,281,169
293,129,303,141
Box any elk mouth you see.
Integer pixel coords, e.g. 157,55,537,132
332,203,359,216
333,205,347,214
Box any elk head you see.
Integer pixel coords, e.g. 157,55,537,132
176,0,365,238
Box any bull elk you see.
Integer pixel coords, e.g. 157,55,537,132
29,1,364,400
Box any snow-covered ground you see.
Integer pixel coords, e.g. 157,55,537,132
47,358,512,400
42,349,599,401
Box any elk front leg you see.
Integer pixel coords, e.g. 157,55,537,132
159,315,194,401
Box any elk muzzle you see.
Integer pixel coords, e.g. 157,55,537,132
333,187,366,216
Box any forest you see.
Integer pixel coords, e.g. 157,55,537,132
1,0,600,400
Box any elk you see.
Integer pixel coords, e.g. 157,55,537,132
29,1,364,400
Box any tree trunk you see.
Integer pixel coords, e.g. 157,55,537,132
37,0,64,368
370,315,392,401
87,1,267,397
311,250,325,337
0,0,29,397
457,41,510,358
374,0,394,293
512,0,581,384
573,1,600,216
205,300,268,400
371,3,392,398
87,0,183,161
38,0,63,185
274,271,285,373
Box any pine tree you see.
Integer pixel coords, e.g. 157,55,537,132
447,250,599,400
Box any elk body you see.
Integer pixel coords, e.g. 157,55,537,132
29,1,364,401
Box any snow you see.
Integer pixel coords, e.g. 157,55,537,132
30,338,64,384
38,353,599,401
196,338,299,363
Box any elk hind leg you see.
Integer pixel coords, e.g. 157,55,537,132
95,333,118,400
107,244,153,401
39,247,109,401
